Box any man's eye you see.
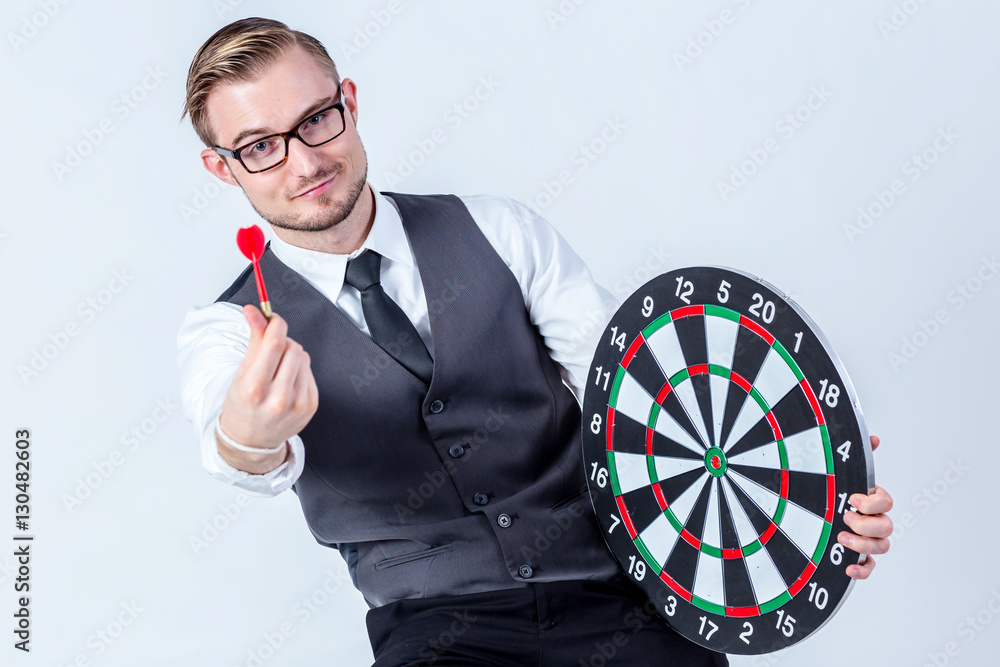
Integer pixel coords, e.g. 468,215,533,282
306,113,326,126
249,139,276,155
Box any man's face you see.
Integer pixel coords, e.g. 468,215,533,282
200,45,367,233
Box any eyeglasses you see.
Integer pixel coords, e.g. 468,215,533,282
214,92,347,174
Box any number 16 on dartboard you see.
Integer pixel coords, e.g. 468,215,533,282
581,266,874,655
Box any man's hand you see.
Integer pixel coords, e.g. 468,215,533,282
838,434,893,580
217,304,319,473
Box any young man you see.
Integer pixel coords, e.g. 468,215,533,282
177,17,892,665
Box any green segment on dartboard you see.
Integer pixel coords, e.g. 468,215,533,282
704,447,727,478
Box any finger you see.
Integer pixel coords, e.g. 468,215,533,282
870,434,880,452
304,360,319,415
843,510,893,539
290,350,313,414
271,338,306,404
838,529,890,556
243,304,268,348
242,314,289,387
847,555,875,580
849,485,893,515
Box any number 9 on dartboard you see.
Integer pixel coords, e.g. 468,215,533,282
581,266,874,655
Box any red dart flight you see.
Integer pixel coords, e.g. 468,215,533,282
236,224,272,319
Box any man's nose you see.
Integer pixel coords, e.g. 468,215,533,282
285,135,324,176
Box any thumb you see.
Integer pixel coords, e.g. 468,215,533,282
243,304,269,347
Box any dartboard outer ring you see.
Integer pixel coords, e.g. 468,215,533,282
581,266,875,655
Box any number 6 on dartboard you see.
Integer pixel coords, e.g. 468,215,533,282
581,266,874,655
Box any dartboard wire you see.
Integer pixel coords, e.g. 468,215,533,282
719,477,790,613
628,471,711,578
636,307,710,452
724,456,836,605
702,307,742,448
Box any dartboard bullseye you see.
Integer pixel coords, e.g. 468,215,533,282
581,266,874,655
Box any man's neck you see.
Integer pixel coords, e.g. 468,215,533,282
270,182,375,256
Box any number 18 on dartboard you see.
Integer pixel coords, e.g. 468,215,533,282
581,266,874,655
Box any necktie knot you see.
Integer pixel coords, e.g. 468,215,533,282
344,250,381,292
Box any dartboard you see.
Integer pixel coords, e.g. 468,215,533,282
581,266,874,655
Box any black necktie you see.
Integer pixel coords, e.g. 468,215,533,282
344,250,434,385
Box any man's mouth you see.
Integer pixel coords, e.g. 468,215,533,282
295,174,336,199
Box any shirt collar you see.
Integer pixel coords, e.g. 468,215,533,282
266,187,413,299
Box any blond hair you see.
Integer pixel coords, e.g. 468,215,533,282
182,17,340,147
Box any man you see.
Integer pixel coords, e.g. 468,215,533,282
177,17,892,665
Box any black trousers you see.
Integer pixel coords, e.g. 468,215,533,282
366,574,729,666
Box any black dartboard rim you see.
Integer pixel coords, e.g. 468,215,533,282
580,266,874,655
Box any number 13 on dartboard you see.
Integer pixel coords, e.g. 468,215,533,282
581,266,874,655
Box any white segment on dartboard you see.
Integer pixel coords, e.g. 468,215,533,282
743,542,789,606
728,442,781,470
613,451,659,496
645,320,688,377
727,469,781,520
701,477,723,550
781,426,829,475
612,371,656,431
722,393,767,454
639,512,682,568
749,347,800,414
653,455,708,487
693,543,726,607
774,497,827,559
721,477,761,549
708,374,731,452
705,311,740,369
670,472,711,527
652,407,707,456
672,379,711,448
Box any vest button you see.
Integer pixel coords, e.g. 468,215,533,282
497,513,512,528
448,444,465,458
518,564,534,579
473,492,489,506
429,399,445,414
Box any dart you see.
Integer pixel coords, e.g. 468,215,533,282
236,224,273,319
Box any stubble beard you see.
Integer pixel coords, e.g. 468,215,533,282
243,156,369,234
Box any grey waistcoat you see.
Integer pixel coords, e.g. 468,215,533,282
217,192,619,607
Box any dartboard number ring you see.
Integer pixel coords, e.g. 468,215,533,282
581,266,874,655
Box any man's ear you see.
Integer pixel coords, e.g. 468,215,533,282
201,148,240,187
341,77,359,126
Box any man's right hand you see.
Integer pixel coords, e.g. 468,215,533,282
217,304,319,473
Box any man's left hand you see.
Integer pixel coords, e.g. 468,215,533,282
837,434,893,580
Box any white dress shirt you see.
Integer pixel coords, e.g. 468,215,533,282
176,188,619,497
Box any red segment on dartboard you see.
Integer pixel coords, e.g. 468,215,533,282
800,378,827,426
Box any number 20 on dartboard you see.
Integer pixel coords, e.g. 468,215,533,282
581,266,874,655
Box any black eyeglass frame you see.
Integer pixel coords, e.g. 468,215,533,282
213,93,347,174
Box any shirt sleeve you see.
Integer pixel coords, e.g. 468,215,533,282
458,195,621,406
176,301,305,496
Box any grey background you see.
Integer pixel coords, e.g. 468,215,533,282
2,1,997,665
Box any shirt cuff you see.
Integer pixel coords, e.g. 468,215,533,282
202,413,305,497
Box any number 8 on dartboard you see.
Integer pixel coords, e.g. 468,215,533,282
581,266,874,655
